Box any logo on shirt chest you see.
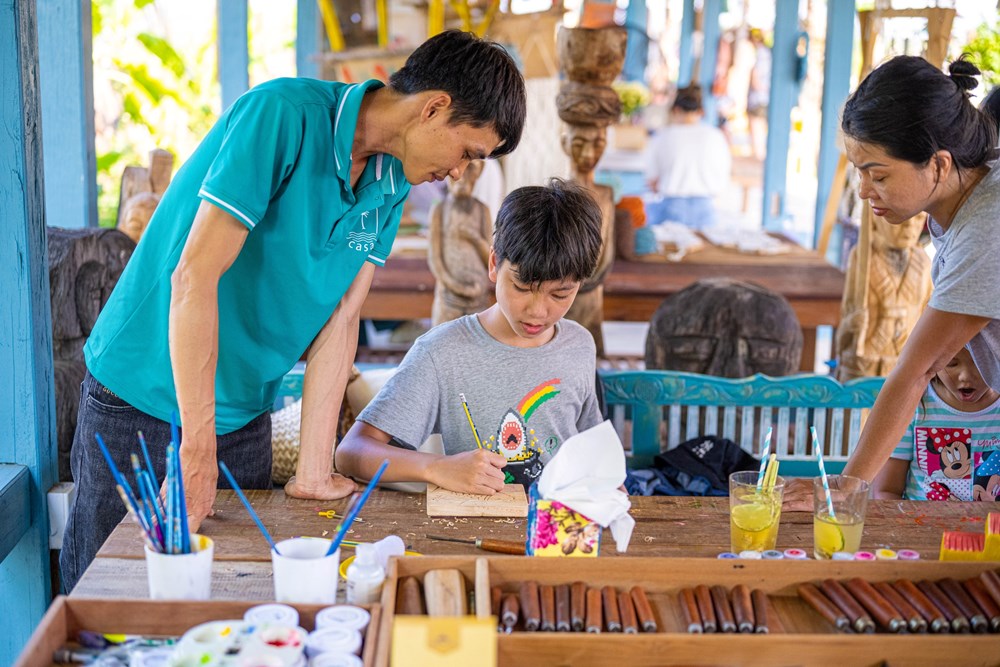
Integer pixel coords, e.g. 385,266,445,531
347,209,378,253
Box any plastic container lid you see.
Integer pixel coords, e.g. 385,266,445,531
738,550,763,559
783,548,808,560
305,627,363,658
875,548,898,560
716,552,739,559
309,653,364,667
897,549,921,560
245,604,300,628
315,606,371,634
853,551,876,561
831,552,855,561
761,550,784,559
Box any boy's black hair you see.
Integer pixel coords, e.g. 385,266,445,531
672,85,703,113
389,30,526,158
492,179,603,285
842,55,998,170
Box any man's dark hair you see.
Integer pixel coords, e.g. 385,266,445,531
493,179,603,285
672,85,703,113
842,55,998,170
389,30,526,158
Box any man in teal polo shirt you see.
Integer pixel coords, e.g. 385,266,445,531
61,30,526,591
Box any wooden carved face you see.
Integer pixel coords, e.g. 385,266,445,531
871,212,925,250
561,124,607,176
645,279,803,378
446,159,484,198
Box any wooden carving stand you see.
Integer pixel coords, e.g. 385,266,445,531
426,483,528,518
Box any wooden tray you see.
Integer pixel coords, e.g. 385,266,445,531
16,597,381,667
376,556,1000,667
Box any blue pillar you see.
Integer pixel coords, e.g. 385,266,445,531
761,0,801,231
623,0,648,82
697,0,722,125
815,0,855,258
37,0,97,228
678,0,695,87
296,0,319,79
0,0,58,662
218,0,249,111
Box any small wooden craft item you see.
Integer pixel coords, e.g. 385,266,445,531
426,483,528,517
423,569,467,617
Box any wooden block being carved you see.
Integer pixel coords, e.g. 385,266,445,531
424,569,467,616
426,484,528,518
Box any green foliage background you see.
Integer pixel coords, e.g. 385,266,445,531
962,21,1000,89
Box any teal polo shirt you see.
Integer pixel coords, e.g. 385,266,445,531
85,78,409,434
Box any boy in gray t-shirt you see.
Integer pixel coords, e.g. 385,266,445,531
336,179,606,494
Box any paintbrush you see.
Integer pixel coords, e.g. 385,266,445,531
426,534,525,555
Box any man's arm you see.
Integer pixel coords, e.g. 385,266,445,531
170,200,250,529
336,421,507,495
283,263,376,499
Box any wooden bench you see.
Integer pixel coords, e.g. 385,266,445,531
278,369,884,477
601,370,884,475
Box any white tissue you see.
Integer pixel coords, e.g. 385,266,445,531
537,420,635,552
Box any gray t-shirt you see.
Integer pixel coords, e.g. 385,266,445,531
929,164,1000,389
358,314,603,486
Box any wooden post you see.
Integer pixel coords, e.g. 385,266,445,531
217,0,249,111
0,0,58,661
37,0,97,228
296,0,320,79
813,0,855,258
697,0,723,126
761,0,801,231
678,0,695,87
622,0,648,83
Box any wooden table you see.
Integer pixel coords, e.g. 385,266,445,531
363,252,843,371
74,490,987,599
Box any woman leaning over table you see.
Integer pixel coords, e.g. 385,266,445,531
785,55,1000,509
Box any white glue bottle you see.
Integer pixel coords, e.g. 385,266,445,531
345,543,386,605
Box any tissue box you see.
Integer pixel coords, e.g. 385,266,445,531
525,483,601,557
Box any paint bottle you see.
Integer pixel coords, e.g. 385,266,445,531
346,543,385,606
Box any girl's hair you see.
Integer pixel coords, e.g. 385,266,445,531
842,55,998,170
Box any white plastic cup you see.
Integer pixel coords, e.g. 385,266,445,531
271,537,340,604
305,627,363,658
144,534,214,600
315,606,371,635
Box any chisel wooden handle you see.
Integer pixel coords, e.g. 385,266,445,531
586,587,603,633
820,579,874,633
873,581,927,633
679,588,703,633
894,579,949,633
396,576,426,615
731,584,755,633
693,584,717,633
501,593,519,633
618,590,639,634
940,578,988,633
750,589,770,634
979,571,1000,611
964,577,1000,633
520,581,541,631
919,579,970,633
798,583,850,632
711,585,737,633
602,586,622,632
571,581,586,632
630,585,658,632
845,578,905,633
479,539,527,555
424,569,467,616
539,584,556,632
555,584,571,632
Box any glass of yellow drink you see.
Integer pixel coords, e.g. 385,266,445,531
729,470,784,553
813,474,869,559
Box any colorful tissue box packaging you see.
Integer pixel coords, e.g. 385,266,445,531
525,483,601,557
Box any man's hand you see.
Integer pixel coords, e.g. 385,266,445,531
285,472,357,500
781,477,814,512
426,449,507,495
175,444,219,533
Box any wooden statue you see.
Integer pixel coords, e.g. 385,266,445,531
48,228,136,479
556,26,626,356
116,148,174,243
645,278,803,378
428,159,493,326
835,209,931,382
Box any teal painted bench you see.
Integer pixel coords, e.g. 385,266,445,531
600,371,885,475
278,368,885,477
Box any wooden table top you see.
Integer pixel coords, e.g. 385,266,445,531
96,489,984,562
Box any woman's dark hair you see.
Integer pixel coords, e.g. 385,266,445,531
493,179,603,285
389,30,526,158
672,85,703,113
842,55,998,170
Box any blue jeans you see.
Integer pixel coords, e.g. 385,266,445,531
60,371,272,593
648,196,717,230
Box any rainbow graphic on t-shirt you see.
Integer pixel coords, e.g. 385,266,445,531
516,379,561,421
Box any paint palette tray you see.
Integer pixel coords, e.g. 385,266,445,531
376,556,1000,667
16,598,380,667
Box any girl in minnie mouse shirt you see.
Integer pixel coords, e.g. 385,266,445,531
874,348,1000,501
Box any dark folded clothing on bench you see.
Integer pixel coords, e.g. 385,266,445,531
626,436,762,496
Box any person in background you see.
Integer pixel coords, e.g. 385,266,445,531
746,27,771,160
644,85,731,230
